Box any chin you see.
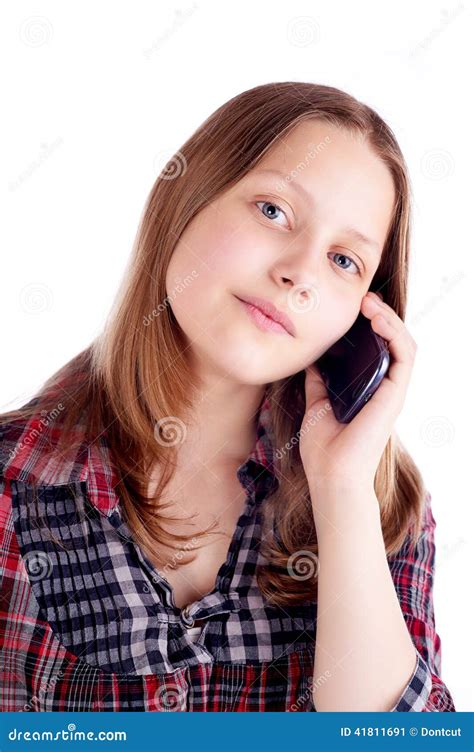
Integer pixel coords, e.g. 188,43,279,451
230,360,290,386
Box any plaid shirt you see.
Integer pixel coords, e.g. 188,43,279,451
0,397,455,712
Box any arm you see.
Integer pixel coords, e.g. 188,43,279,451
385,491,455,712
309,485,455,712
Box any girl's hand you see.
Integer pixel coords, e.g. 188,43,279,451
299,291,418,494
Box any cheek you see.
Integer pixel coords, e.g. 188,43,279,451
176,219,266,297
202,220,266,283
295,293,361,357
164,218,254,331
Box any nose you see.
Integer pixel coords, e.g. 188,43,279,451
274,250,320,294
279,270,316,294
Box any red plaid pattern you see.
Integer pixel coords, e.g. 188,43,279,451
0,397,455,711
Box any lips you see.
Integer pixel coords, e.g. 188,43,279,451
235,294,296,336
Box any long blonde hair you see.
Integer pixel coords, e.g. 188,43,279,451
0,81,428,606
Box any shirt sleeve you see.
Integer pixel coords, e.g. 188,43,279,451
386,491,456,711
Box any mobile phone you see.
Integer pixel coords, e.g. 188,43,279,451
315,311,390,423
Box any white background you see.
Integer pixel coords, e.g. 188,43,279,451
1,1,472,711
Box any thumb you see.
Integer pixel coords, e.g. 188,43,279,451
304,362,331,412
303,362,340,439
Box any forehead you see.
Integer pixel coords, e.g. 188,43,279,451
250,120,393,198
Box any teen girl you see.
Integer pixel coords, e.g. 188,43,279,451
0,81,455,712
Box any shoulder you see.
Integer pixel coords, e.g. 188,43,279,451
0,403,121,521
0,404,89,487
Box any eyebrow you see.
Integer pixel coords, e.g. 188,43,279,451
252,168,381,256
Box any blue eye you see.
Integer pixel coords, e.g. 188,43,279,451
329,252,361,276
255,201,289,227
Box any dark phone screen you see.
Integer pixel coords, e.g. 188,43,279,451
316,312,390,423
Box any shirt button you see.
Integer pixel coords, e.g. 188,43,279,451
180,605,195,628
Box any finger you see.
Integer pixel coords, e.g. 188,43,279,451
347,312,416,448
362,294,417,366
368,314,416,410
363,292,404,328
364,293,417,351
304,362,330,408
303,363,340,438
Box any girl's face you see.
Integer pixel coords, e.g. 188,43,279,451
165,120,395,385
